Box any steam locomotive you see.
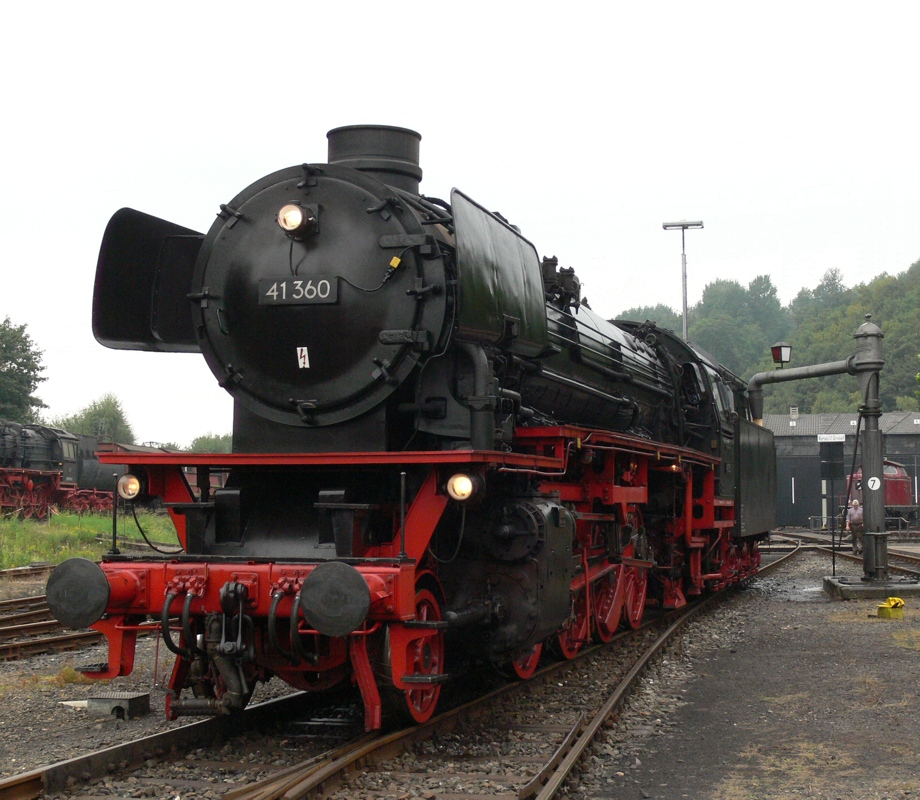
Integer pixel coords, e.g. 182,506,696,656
0,419,115,516
47,126,775,729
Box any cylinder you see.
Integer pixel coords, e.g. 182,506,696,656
327,125,422,193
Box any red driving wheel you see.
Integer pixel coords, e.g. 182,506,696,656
398,588,445,724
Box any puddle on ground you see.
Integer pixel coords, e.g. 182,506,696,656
767,582,834,602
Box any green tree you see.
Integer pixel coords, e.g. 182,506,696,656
812,268,848,307
0,317,46,422
689,312,763,376
788,268,850,328
615,304,682,333
613,259,920,414
915,354,920,407
52,393,136,444
189,432,232,453
745,274,791,345
693,279,748,322
762,262,920,414
685,277,788,376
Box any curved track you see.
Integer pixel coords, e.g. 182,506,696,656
774,529,920,576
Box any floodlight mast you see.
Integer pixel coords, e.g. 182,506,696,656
662,221,704,340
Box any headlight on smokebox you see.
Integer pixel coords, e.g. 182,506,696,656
117,473,143,501
277,203,318,237
446,472,483,502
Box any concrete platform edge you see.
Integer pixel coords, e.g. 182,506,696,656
823,574,920,600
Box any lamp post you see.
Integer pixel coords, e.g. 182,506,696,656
662,220,704,341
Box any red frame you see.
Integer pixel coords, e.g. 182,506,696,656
89,426,759,730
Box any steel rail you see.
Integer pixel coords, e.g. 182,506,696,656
0,613,56,637
0,692,328,800
771,532,920,575
0,608,51,625
0,630,103,661
215,626,653,799
0,596,48,614
812,546,920,576
0,565,52,581
529,608,702,799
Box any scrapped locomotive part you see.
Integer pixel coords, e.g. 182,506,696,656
47,124,776,732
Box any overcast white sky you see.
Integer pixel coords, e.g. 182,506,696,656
3,2,918,446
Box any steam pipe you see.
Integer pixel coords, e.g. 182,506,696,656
182,592,204,658
399,471,407,559
161,592,191,659
444,601,492,627
169,698,230,716
460,342,495,450
268,591,298,664
289,591,318,665
110,472,120,555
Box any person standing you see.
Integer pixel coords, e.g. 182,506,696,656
846,499,865,554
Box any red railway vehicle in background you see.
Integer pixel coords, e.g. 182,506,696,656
849,460,918,521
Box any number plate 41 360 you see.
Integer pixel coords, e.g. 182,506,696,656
258,277,338,305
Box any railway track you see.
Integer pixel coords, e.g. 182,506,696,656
777,529,920,576
0,629,104,661
0,545,799,800
0,595,105,661
93,534,183,553
254,610,707,800
887,548,920,573
271,546,800,800
0,594,49,615
0,564,53,582
816,546,920,577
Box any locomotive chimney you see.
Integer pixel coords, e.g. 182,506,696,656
327,125,422,194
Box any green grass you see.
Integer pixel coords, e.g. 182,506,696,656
0,510,180,569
